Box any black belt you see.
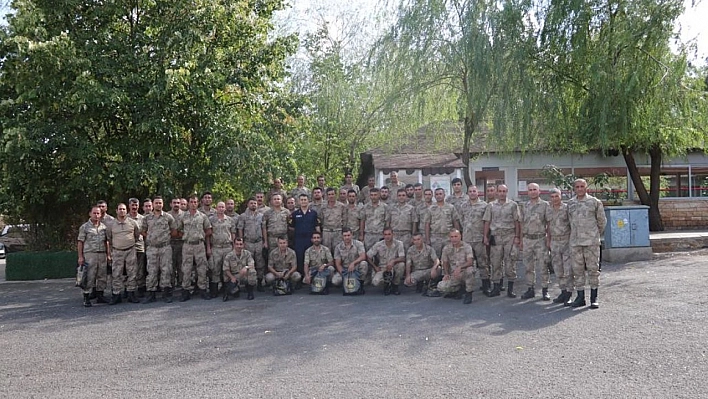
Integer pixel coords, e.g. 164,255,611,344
322,228,342,232
185,240,204,245
524,233,546,240
245,238,262,243
113,246,134,251
150,242,169,248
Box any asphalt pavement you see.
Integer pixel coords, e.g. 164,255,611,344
1,252,707,398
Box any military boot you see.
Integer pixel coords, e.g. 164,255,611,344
137,286,146,298
553,289,568,303
122,288,128,300
322,282,330,295
209,282,219,298
89,289,97,300
179,289,191,302
246,284,255,300
109,293,122,305
83,293,92,307
489,283,501,297
142,291,156,304
541,287,551,301
506,282,516,298
95,291,109,304
590,288,599,309
481,279,491,296
570,290,586,308
462,291,473,305
163,287,173,303
127,291,140,303
416,281,424,293
500,278,505,291
391,284,401,296
200,288,212,300
521,287,535,300
256,279,265,292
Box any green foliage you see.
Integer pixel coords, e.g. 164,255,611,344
5,250,77,280
0,0,301,248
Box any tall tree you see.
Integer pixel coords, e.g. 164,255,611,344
536,0,708,230
0,0,299,249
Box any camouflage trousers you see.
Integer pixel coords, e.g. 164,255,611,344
331,262,368,286
321,229,342,255
111,247,137,295
135,251,147,289
393,231,412,252
146,245,172,291
265,271,302,284
225,265,258,286
406,267,439,286
465,240,490,280
437,267,476,293
82,252,107,294
490,232,518,283
572,245,601,290
551,239,573,291
363,232,383,252
372,262,405,286
208,244,231,283
430,234,448,259
181,242,208,291
170,240,183,286
523,237,550,289
244,240,266,281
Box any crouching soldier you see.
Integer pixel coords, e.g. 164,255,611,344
404,233,441,296
437,229,476,304
367,228,406,295
303,232,335,294
265,236,302,289
222,238,257,301
332,228,368,294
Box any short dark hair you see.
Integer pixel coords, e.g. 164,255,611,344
451,177,462,185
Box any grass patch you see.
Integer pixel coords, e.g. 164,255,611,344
5,251,77,281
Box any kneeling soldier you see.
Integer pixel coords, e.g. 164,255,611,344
437,229,476,304
222,238,257,301
404,232,441,295
367,228,406,295
303,232,335,294
265,236,302,287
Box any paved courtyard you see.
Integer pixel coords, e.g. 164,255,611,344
0,251,706,398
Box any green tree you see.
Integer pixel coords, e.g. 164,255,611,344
537,0,708,230
0,0,299,249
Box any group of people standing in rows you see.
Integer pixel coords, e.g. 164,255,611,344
76,171,606,309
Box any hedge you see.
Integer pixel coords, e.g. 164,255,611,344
5,251,77,281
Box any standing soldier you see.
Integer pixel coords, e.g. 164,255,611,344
390,188,418,250
332,228,368,291
266,237,302,287
345,189,362,239
567,179,606,309
289,194,320,281
77,206,111,307
359,176,376,204
416,188,434,233
285,196,296,213
409,184,424,207
388,171,406,192
404,232,441,295
199,191,215,216
105,203,141,305
237,198,266,292
486,185,497,203
425,188,461,257
445,178,467,210
141,196,178,304
224,199,239,218
483,184,521,298
222,238,257,301
128,198,147,297
338,188,349,205
459,185,491,295
302,232,335,293
519,183,552,300
266,178,288,206
255,191,270,214
180,198,188,212
290,175,311,200
405,184,415,200
316,175,327,192
379,186,391,205
178,195,213,302
319,188,347,254
309,187,325,215
547,188,573,304
263,194,290,251
208,201,234,298
437,229,476,304
340,172,359,194
359,188,391,251
97,200,115,224
167,198,184,289
142,198,153,214
367,228,406,295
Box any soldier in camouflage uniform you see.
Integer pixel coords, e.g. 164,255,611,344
310,187,325,215
388,171,406,192
437,229,476,304
199,191,215,217
483,185,521,298
519,183,552,301
77,206,111,307
302,232,335,293
332,228,368,289
255,191,270,214
425,188,461,257
338,188,349,204
358,176,376,204
345,190,362,239
105,203,141,305
359,187,391,251
265,237,302,286
141,197,178,304
208,202,234,298
178,195,213,302
367,228,406,295
416,188,434,233
319,188,346,254
459,185,491,294
167,198,184,289
222,238,257,301
379,186,391,206
404,232,441,295
340,172,359,195
266,178,288,206
290,175,311,201
445,177,467,210
128,198,147,297
547,188,574,304
390,188,418,250
263,194,290,251
225,199,238,218
237,198,266,291
567,179,606,309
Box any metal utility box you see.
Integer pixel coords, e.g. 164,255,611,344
603,205,650,248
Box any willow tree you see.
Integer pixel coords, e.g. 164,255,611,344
536,0,708,230
370,0,542,186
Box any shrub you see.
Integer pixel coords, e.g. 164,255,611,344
5,251,77,281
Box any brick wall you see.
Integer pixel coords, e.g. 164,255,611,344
659,199,708,230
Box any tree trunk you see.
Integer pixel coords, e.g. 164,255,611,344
622,145,664,231
461,116,474,187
